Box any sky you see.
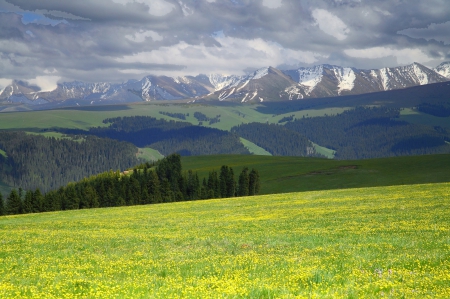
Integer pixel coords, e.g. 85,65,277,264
1,0,450,91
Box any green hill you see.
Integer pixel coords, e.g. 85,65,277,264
1,182,448,298
181,154,450,194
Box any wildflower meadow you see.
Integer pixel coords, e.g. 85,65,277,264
0,182,449,298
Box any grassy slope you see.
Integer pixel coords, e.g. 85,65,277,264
312,142,335,159
400,108,450,129
136,147,164,162
0,103,351,132
239,138,272,156
181,154,450,195
1,182,449,298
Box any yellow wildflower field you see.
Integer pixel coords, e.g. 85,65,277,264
0,183,449,298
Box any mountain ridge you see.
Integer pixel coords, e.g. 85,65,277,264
1,62,449,110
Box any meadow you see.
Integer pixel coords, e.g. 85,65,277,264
0,182,449,298
181,154,450,195
0,102,349,132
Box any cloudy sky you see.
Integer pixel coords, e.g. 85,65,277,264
1,0,450,91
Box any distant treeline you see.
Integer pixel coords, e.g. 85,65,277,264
231,122,320,157
0,154,261,216
415,103,450,118
194,112,221,125
284,107,450,159
159,111,188,120
0,131,139,192
60,116,248,156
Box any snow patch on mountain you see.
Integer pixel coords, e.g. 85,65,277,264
251,67,269,80
434,62,450,79
284,85,304,100
379,68,392,90
249,90,258,101
297,65,323,95
208,74,242,91
237,79,249,91
209,67,269,92
333,67,356,93
412,63,429,85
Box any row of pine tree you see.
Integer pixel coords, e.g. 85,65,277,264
0,154,260,216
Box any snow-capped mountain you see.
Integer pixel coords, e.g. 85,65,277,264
280,62,449,100
0,62,449,109
434,62,450,79
0,75,215,108
207,67,295,102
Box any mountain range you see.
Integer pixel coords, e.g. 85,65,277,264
1,62,449,110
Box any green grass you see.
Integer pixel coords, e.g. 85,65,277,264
136,147,164,161
1,182,449,298
400,108,450,129
0,103,351,132
181,154,450,195
239,138,272,156
0,148,6,158
312,142,335,159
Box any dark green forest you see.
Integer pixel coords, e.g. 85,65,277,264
231,122,319,157
159,111,188,120
415,103,450,117
0,131,139,192
284,106,450,159
58,116,248,156
0,154,261,216
193,112,221,125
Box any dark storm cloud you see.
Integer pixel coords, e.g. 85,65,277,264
0,0,449,88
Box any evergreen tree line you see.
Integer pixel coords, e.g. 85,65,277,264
0,154,261,216
231,122,323,157
159,111,188,120
56,116,248,156
193,112,221,125
284,107,450,159
415,103,450,118
0,131,140,192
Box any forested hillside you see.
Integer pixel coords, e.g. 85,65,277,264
285,107,450,159
0,132,139,192
231,122,318,157
57,116,249,156
0,154,261,216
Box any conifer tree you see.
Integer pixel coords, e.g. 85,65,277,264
207,170,220,198
84,185,99,208
0,192,5,216
237,167,250,197
22,190,33,214
219,166,235,198
64,183,79,210
248,169,261,195
160,178,173,202
32,189,43,213
6,189,22,215
147,171,161,204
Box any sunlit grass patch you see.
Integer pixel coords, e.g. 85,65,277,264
1,182,449,298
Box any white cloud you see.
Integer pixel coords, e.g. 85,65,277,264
262,0,283,9
125,30,163,42
110,0,174,16
117,35,325,76
28,76,60,92
0,78,12,91
312,9,350,41
344,47,433,65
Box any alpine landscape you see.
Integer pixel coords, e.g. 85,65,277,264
0,0,450,298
